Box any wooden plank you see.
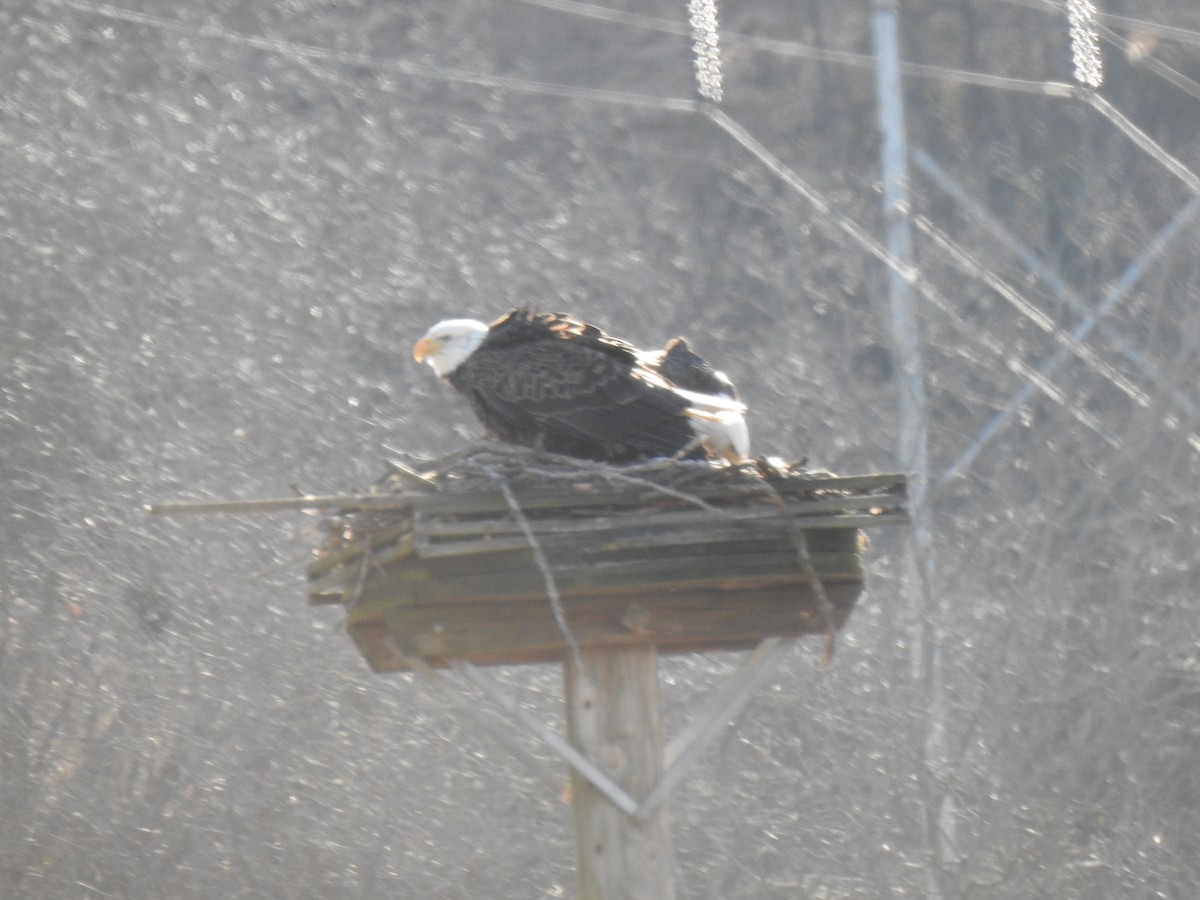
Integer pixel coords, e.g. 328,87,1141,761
791,511,908,529
352,546,863,608
151,472,905,519
414,499,899,545
406,472,907,517
308,522,871,609
768,471,907,495
304,467,903,663
417,519,865,554
147,493,419,515
345,581,860,670
411,516,901,561
413,524,874,560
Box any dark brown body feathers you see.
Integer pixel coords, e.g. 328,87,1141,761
446,310,701,462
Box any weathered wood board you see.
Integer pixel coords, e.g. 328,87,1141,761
307,451,906,670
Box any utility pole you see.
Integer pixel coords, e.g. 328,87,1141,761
565,646,675,900
870,2,947,898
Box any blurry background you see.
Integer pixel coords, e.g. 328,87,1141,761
3,1,1199,896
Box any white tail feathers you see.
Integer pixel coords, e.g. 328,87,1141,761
681,390,750,462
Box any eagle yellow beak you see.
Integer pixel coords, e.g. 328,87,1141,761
413,336,440,363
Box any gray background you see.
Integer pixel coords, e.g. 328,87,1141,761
4,1,1199,896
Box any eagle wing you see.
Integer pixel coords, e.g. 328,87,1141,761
649,337,740,399
452,315,698,461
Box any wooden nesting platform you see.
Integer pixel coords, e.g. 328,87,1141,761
307,447,907,671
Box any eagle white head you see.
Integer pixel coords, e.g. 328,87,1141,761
413,318,489,377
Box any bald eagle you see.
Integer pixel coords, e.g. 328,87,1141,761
413,309,749,464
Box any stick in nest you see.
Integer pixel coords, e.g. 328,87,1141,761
793,528,837,670
381,459,438,487
757,478,839,669
483,466,584,674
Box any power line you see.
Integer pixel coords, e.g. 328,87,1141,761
47,0,1079,105
520,0,1079,95
1000,0,1200,50
515,0,689,34
41,0,1200,214
1085,92,1200,194
914,216,1136,435
44,0,698,113
913,147,1195,424
937,194,1200,487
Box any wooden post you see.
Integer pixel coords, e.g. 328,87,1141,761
564,645,675,900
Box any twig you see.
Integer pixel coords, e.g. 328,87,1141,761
483,467,584,674
668,437,706,461
145,494,415,515
794,528,837,670
348,552,373,607
381,459,438,488
758,479,839,669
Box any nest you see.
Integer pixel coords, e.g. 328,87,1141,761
307,444,907,670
